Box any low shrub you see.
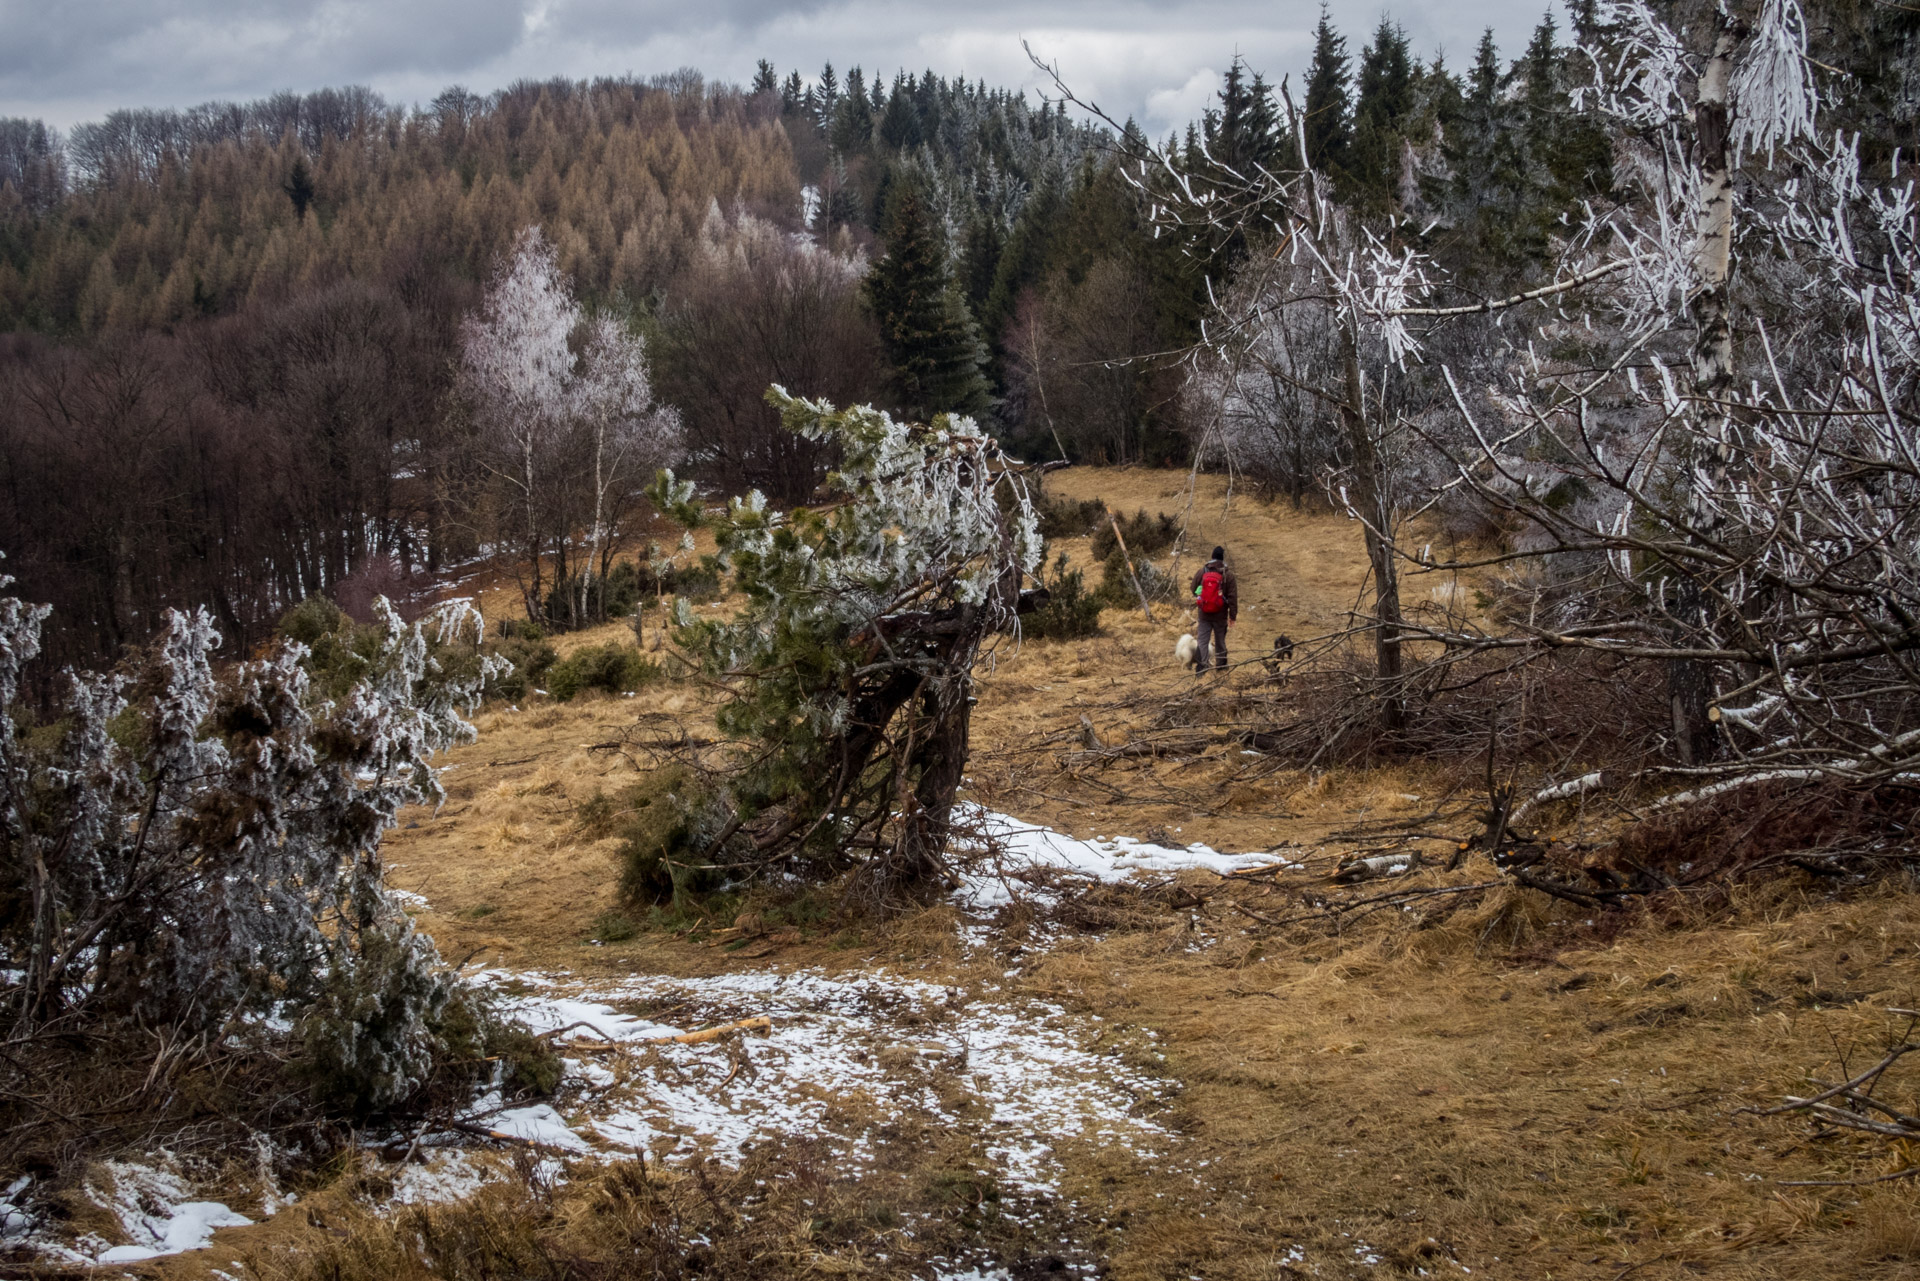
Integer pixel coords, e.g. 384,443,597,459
1090,508,1180,561
428,983,563,1099
547,643,660,700
1097,549,1177,608
282,593,499,703
590,910,638,942
1035,492,1107,539
609,767,741,909
485,632,559,702
293,919,556,1117
1022,552,1104,640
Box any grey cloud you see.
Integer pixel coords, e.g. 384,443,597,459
0,0,1571,131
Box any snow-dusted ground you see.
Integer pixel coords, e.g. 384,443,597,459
0,1158,258,1267
465,963,1170,1198
5,808,1266,1268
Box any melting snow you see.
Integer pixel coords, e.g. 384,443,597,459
475,964,1170,1195
81,1161,250,1264
954,806,1287,908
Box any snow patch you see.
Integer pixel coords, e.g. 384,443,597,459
82,1161,250,1264
954,806,1288,908
476,964,1170,1196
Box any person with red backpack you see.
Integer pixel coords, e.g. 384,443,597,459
1188,546,1238,675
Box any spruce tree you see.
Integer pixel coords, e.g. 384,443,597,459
815,62,840,126
863,182,992,420
752,59,779,96
284,155,316,221
1203,58,1282,173
1303,6,1353,175
980,175,1063,344
879,76,922,151
960,211,1005,316
832,66,874,153
1347,18,1413,214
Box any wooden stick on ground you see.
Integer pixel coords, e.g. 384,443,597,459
648,1016,772,1045
561,1016,776,1052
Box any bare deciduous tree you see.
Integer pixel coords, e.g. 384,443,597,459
462,227,682,626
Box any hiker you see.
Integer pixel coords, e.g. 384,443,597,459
1188,546,1238,674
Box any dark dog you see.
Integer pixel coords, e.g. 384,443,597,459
1262,634,1295,676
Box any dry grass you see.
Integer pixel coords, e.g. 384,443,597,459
126,466,1920,1280
1001,873,1920,1279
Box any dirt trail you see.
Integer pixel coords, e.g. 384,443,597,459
125,468,1919,1281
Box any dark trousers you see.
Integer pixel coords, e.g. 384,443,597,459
1195,611,1229,672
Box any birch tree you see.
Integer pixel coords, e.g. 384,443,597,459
460,227,578,620
462,227,682,627
1391,1,1920,801
569,316,682,626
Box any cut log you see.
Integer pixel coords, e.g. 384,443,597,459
561,1016,775,1053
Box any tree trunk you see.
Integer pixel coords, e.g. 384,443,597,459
1668,9,1741,767
587,417,606,627
1339,327,1405,733
522,434,542,622
900,674,972,886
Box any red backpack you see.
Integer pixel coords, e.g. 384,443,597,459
1199,568,1226,613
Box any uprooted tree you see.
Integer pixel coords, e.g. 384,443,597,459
639,388,1044,902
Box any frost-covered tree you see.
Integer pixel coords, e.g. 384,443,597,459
461,227,681,627
461,226,577,619
1041,0,1920,812
570,314,682,625
647,389,1042,898
0,556,505,1111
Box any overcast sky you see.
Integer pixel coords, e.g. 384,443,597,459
3,0,1563,137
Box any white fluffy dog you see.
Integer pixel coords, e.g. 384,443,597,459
1174,633,1199,670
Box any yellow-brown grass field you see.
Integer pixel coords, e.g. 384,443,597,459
139,468,1920,1281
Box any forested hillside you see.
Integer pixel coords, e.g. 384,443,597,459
2,0,1918,678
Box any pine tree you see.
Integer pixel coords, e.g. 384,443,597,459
782,70,805,115
645,390,1042,891
1346,18,1414,214
752,59,779,96
863,182,991,420
1303,6,1353,175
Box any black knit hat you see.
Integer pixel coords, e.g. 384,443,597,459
1211,545,1225,561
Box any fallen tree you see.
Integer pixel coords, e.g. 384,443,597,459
639,388,1045,903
